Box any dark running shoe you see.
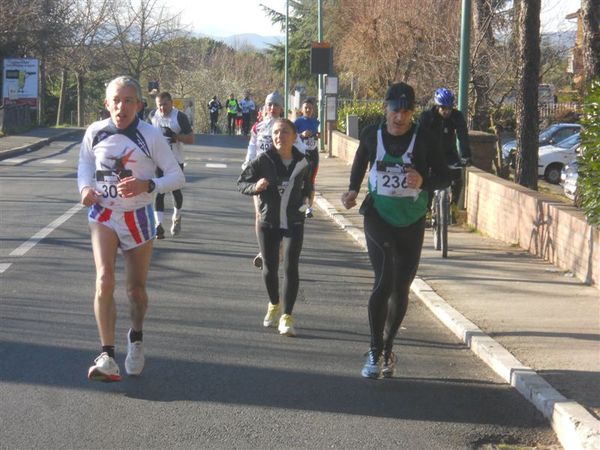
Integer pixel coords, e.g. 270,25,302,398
253,253,263,270
156,224,165,240
382,351,396,378
361,349,382,379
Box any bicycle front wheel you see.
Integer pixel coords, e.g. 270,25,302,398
432,192,441,251
440,189,449,258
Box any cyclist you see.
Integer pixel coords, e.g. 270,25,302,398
340,82,451,379
294,97,320,217
418,87,471,206
225,93,240,135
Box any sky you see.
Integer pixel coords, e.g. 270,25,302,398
164,0,580,38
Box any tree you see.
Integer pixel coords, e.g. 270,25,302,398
581,0,600,83
578,77,600,227
514,0,541,189
262,0,319,93
109,0,184,80
52,0,117,126
330,0,461,100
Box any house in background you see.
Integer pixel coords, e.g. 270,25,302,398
565,8,585,91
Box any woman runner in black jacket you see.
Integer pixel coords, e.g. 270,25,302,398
238,119,313,337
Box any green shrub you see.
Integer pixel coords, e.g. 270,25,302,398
578,78,600,228
337,101,384,135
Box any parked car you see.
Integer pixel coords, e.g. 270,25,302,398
561,158,579,202
538,134,581,184
502,123,582,165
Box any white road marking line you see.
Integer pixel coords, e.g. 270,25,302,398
206,163,227,168
1,158,27,164
9,204,84,257
41,159,66,164
0,263,12,273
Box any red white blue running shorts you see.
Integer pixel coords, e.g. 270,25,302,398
88,203,156,250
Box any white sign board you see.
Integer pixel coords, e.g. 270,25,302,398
324,76,338,95
2,58,38,107
326,96,337,121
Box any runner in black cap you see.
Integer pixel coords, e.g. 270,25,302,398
341,81,452,379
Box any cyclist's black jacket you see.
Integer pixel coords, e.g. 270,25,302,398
238,146,313,229
348,122,452,193
418,106,471,164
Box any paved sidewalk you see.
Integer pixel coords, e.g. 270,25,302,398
314,155,599,450
0,127,82,159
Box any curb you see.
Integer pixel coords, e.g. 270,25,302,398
0,130,81,159
314,193,600,450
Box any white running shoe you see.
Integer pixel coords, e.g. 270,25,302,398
278,314,296,337
88,352,121,382
125,337,145,376
171,217,181,236
263,302,281,327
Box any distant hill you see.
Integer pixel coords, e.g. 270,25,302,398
542,29,576,51
192,32,282,50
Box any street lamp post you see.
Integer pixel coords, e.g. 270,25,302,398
457,0,471,115
284,0,289,117
318,0,324,151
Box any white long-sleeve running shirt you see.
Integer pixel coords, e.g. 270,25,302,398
77,118,185,212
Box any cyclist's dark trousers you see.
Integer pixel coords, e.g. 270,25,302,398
210,112,219,133
451,177,463,205
227,113,236,135
364,210,425,353
155,165,184,212
257,223,304,315
242,113,251,135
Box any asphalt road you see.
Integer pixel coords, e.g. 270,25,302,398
0,134,559,449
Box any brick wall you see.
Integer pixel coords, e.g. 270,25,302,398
330,131,599,288
466,169,599,287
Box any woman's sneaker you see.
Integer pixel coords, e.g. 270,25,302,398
361,349,382,379
88,352,122,382
263,302,281,327
278,314,296,337
382,351,396,378
171,217,182,236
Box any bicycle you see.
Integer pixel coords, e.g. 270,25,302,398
431,185,451,258
431,162,467,258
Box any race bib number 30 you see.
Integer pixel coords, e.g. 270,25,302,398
376,162,419,198
95,169,132,199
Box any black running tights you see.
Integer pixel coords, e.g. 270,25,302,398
257,224,304,315
364,211,425,353
155,165,184,211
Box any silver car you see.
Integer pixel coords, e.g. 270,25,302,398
502,123,582,166
561,157,579,203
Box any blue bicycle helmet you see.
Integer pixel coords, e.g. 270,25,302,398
434,88,455,107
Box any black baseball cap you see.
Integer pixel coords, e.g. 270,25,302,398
384,82,415,111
